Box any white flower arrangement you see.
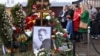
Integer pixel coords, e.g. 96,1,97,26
46,15,51,20
36,48,47,56
56,32,61,35
38,52,45,56
56,32,64,37
25,29,32,37
56,20,60,23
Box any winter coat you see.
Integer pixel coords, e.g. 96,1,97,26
66,9,74,35
92,11,100,34
73,8,81,32
58,10,69,28
78,10,89,32
58,10,69,22
95,12,100,24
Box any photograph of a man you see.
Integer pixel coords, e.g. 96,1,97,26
33,26,51,51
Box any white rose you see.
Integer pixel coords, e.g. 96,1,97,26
46,16,51,20
56,32,61,35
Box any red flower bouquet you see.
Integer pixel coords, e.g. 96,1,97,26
24,15,37,30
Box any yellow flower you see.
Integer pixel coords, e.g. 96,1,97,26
33,20,36,23
17,34,27,42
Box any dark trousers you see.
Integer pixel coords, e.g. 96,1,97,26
61,21,67,28
90,21,100,36
72,31,81,42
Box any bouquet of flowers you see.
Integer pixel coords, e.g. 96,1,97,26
17,34,28,44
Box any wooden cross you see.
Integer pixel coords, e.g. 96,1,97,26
36,0,51,26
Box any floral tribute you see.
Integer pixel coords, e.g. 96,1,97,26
36,17,73,56
24,15,38,30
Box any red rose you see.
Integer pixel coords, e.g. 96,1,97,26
24,15,37,30
63,33,67,38
50,22,55,26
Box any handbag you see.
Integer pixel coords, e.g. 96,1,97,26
79,21,88,29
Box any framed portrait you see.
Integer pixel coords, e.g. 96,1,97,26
32,26,51,53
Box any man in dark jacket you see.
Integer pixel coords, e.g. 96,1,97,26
58,5,70,28
93,9,100,39
33,28,51,50
38,28,51,49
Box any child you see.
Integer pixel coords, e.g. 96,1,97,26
66,15,73,38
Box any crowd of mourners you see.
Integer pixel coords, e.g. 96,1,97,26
56,2,100,43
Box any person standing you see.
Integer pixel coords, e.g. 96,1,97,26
89,6,98,39
58,5,69,28
78,2,90,43
73,4,81,42
66,5,74,39
94,9,100,39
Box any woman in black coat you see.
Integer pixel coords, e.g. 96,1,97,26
95,10,100,35
92,9,100,39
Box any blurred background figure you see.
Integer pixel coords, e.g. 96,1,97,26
72,4,81,42
92,8,100,39
78,2,89,43
66,4,74,39
89,5,99,39
58,5,69,28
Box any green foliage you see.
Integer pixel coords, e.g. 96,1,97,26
3,51,35,56
11,4,20,19
0,4,5,18
48,17,72,56
11,4,25,28
26,0,36,16
0,4,12,47
49,18,67,47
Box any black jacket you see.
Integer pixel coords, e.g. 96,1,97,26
58,10,69,22
67,9,74,19
95,12,100,23
40,39,51,49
